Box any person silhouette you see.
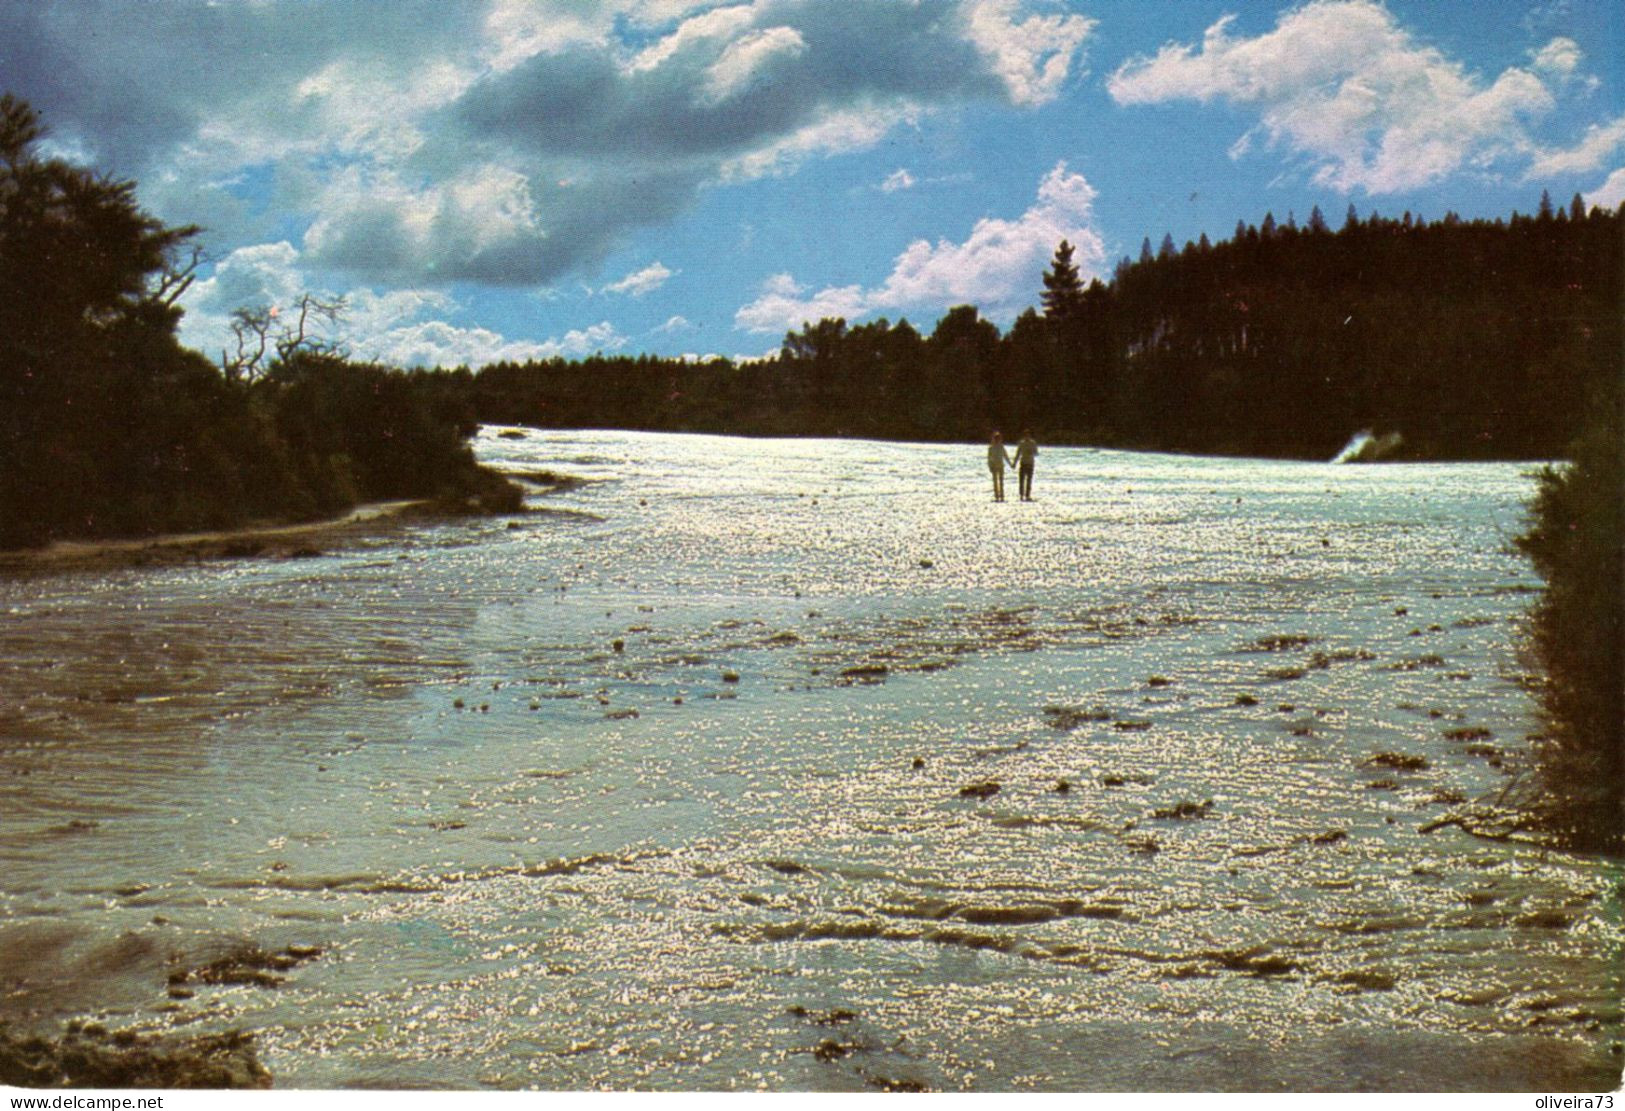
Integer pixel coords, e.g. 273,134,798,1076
1014,430,1038,501
987,431,1014,502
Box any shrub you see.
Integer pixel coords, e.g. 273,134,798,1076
1517,400,1623,853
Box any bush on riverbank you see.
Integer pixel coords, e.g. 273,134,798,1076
1517,400,1623,853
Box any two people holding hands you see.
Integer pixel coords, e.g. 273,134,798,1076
987,430,1037,502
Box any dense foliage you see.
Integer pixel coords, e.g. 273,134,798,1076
1517,399,1623,854
473,203,1620,461
0,97,513,550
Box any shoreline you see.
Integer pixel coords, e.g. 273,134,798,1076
0,500,428,576
0,469,587,578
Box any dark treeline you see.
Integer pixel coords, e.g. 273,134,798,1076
473,199,1620,461
0,96,514,550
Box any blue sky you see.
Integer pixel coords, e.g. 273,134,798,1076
6,0,1621,366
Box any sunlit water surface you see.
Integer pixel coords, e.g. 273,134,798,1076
0,430,1619,1091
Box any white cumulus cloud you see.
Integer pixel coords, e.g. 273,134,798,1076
1107,0,1570,194
704,25,807,102
603,261,676,296
1526,116,1625,178
881,168,917,192
1583,167,1625,212
357,320,627,368
720,103,919,181
1530,37,1582,76
963,0,1096,107
734,274,868,334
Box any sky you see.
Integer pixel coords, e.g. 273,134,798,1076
5,0,1622,367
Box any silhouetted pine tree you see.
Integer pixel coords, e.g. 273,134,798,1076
1040,240,1085,319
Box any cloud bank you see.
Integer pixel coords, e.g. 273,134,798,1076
5,0,1094,290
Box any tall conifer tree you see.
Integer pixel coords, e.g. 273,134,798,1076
1041,240,1085,319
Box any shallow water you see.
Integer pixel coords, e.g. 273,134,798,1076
0,429,1619,1091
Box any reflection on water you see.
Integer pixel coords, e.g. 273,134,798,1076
0,429,1619,1091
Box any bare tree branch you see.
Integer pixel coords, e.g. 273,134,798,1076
151,244,206,309
219,293,348,383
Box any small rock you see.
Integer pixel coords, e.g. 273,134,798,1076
1151,799,1213,820
839,664,889,682
1363,752,1430,771
812,1038,854,1063
958,781,1001,799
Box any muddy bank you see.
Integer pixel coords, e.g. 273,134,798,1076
0,500,426,576
0,1022,270,1089
0,470,580,577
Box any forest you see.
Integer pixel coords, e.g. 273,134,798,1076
472,198,1620,462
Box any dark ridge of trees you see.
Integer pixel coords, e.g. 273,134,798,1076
0,96,512,550
1517,393,1623,854
472,204,1621,462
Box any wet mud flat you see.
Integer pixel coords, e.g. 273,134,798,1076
0,429,1619,1090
